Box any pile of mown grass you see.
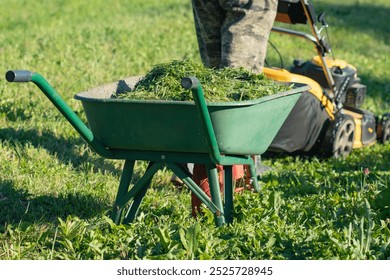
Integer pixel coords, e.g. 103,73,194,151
115,60,291,102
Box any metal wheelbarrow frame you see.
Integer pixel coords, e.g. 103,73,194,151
5,70,308,226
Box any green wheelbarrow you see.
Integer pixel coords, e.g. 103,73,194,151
5,70,309,226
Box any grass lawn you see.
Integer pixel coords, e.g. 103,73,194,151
0,0,389,259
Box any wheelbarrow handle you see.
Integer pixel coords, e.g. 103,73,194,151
5,70,113,158
181,76,221,165
181,76,199,90
6,70,33,83
181,76,250,166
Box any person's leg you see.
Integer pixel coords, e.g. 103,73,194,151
191,0,225,67
219,0,278,73
190,0,277,217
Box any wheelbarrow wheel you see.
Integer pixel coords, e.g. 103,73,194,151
377,113,390,144
321,114,355,158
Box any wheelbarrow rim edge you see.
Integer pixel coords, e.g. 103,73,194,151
74,83,310,107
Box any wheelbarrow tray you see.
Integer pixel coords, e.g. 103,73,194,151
6,70,309,226
75,76,307,156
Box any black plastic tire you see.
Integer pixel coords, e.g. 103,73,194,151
377,113,390,144
321,114,356,158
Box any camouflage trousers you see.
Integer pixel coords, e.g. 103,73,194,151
191,0,277,73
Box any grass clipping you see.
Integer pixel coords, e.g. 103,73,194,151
115,60,291,102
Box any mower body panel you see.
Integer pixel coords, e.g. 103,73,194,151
343,108,377,148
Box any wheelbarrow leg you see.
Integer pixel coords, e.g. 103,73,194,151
223,165,234,224
248,161,260,192
206,164,225,226
112,160,135,224
167,162,224,223
112,161,162,224
123,183,150,224
123,162,155,224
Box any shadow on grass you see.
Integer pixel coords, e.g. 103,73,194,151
262,143,390,194
357,74,390,110
0,127,156,227
0,127,121,176
0,127,121,227
317,2,390,44
0,178,110,228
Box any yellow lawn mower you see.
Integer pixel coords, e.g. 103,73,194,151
263,0,390,158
